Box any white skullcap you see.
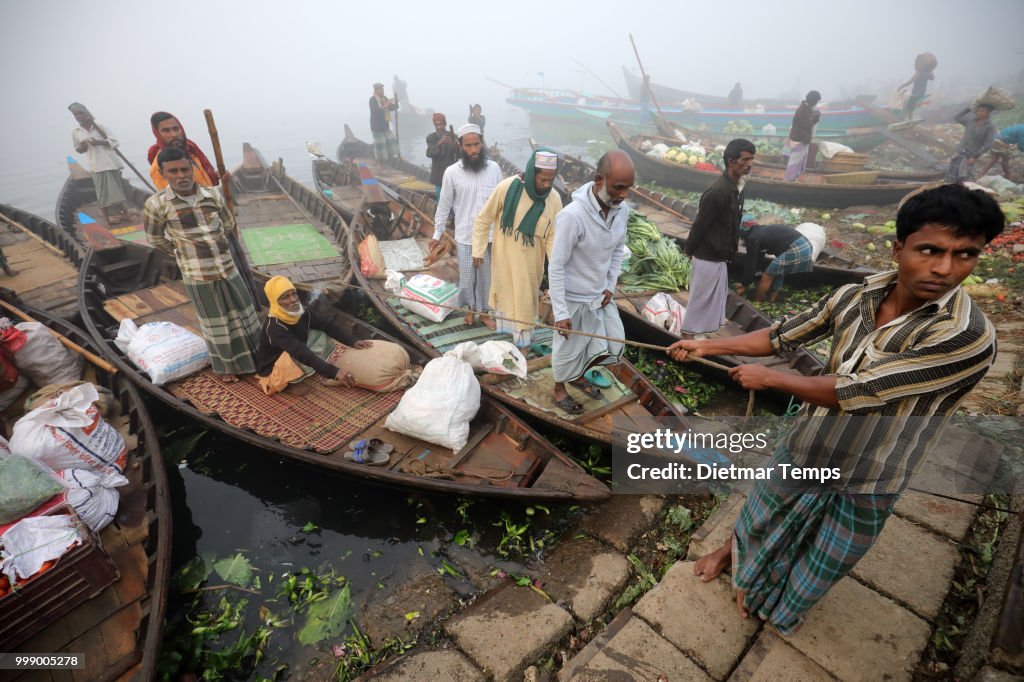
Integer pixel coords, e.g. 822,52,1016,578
457,123,481,138
534,151,558,170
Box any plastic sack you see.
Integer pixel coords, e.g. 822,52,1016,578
974,175,1024,196
794,223,827,262
0,514,82,583
358,234,387,279
333,341,417,392
0,435,10,458
385,342,480,452
25,381,116,418
642,292,686,337
0,454,66,524
384,270,457,324
10,383,127,477
816,141,855,159
115,319,210,385
12,322,84,388
59,468,127,532
478,341,527,379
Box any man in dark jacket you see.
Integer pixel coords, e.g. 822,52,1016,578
425,113,458,201
738,224,815,301
784,90,821,181
681,138,756,337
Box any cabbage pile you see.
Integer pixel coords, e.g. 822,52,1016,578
723,119,756,135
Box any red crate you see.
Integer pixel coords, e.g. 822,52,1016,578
0,506,119,651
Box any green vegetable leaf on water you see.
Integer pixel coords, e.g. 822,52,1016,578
301,522,319,533
438,559,464,579
164,428,208,465
172,552,216,592
453,529,471,546
404,611,420,622
213,553,254,588
297,583,352,646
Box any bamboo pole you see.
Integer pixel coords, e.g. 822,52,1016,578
0,299,118,374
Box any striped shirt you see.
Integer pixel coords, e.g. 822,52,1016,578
432,159,503,245
771,270,997,494
143,185,237,283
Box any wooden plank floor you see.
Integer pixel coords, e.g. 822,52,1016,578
2,237,79,319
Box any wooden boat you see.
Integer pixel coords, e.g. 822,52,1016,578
0,201,86,320
344,174,686,444
486,145,826,383
2,300,171,681
529,141,876,288
78,245,609,502
609,122,925,208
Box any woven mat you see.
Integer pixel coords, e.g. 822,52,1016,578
169,345,402,453
389,297,515,353
240,223,339,266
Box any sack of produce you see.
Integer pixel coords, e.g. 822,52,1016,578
0,454,66,525
333,340,417,392
384,270,458,323
12,323,84,388
10,383,127,477
974,86,1015,111
0,514,82,583
358,234,387,279
385,343,480,452
642,292,686,337
25,381,115,417
915,52,937,72
478,341,527,379
115,319,210,385
59,468,127,532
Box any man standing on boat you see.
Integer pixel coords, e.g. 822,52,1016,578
146,112,220,191
945,104,996,183
784,91,821,181
681,139,756,338
548,150,634,415
472,148,562,348
667,183,1002,636
369,82,399,168
144,147,260,383
429,123,503,329
69,103,130,225
425,113,458,202
468,104,486,139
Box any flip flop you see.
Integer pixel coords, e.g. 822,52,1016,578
552,394,584,415
343,438,393,466
584,368,612,389
570,378,603,400
530,342,552,357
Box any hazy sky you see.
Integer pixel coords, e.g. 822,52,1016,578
2,0,1021,215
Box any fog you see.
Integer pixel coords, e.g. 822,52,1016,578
2,0,1021,216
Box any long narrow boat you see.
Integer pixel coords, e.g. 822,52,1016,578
531,141,876,288
343,172,685,443
609,122,924,208
2,300,170,681
487,146,826,382
78,243,608,502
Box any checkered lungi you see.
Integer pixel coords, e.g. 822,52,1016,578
182,272,261,374
456,243,491,313
372,130,398,161
764,236,814,290
732,448,895,636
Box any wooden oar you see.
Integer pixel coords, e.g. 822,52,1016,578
0,214,66,257
629,34,668,126
88,120,156,193
202,108,263,312
392,92,402,160
0,298,117,374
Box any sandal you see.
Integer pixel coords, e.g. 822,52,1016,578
570,378,603,400
552,394,584,415
530,342,552,357
343,438,393,465
584,368,612,389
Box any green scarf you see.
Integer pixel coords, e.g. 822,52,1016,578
499,147,558,247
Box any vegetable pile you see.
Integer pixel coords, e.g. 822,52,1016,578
620,211,691,292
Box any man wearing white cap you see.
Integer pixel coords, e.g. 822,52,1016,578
472,148,562,347
430,123,503,327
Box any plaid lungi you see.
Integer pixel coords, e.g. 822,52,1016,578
551,298,623,383
764,236,814,290
456,242,491,312
732,448,895,635
372,130,398,161
182,272,261,374
93,169,127,209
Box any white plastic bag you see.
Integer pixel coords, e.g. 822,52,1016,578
816,141,855,159
116,319,210,385
0,514,82,583
60,468,127,531
642,293,686,336
794,222,827,262
384,270,458,324
478,341,527,379
385,343,480,452
12,323,84,388
10,383,127,476
450,341,482,371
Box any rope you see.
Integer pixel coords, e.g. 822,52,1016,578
330,278,758,415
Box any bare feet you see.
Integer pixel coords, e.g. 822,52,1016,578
463,312,475,326
736,589,749,619
219,374,240,383
693,538,732,582
479,313,496,330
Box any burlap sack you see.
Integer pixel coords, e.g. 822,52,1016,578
334,342,418,392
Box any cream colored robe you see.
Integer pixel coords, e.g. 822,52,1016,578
472,176,563,330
